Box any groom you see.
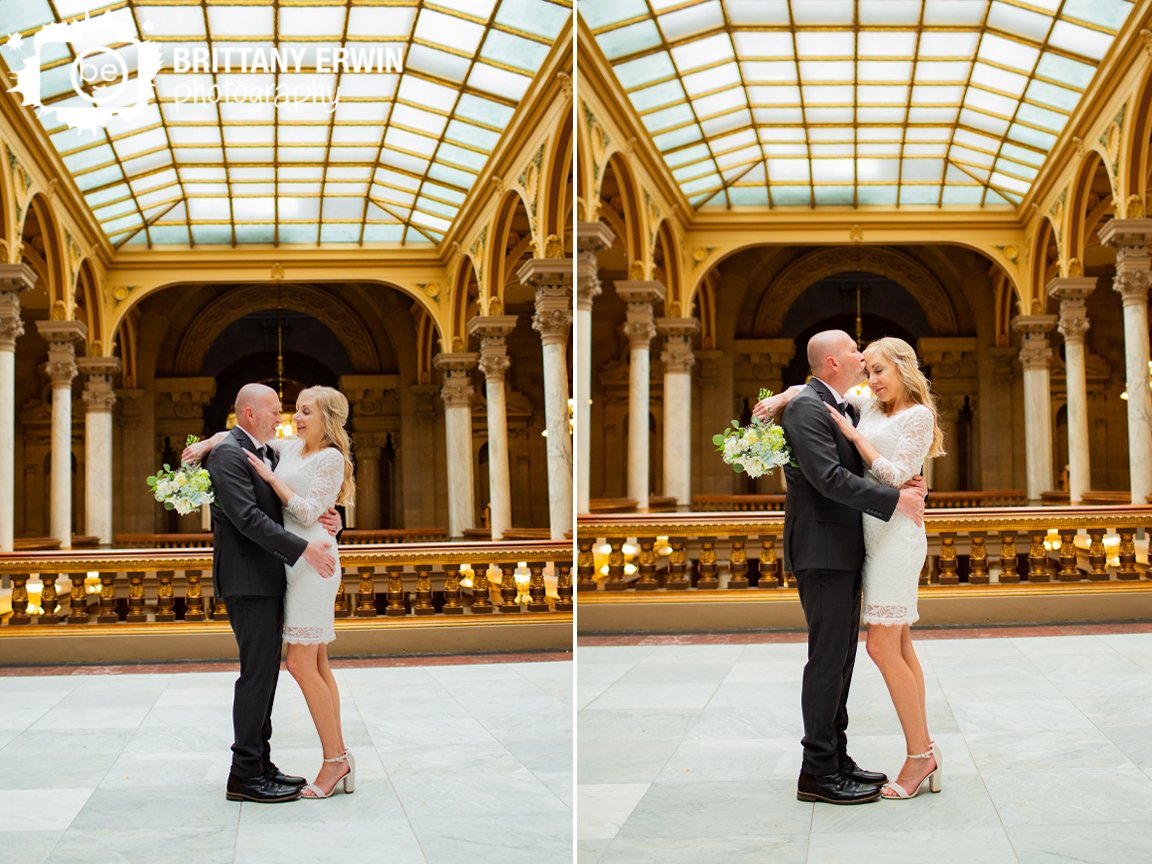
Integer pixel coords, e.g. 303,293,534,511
207,383,339,803
756,330,925,805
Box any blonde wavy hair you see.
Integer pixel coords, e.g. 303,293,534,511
297,385,356,505
863,337,946,458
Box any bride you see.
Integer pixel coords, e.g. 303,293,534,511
765,337,945,800
187,385,357,799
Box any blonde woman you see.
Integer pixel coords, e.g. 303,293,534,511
188,385,357,800
764,336,945,801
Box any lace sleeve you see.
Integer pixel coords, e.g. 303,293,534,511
870,406,934,487
284,448,344,526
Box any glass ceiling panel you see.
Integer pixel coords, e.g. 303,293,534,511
584,0,1134,209
0,0,570,246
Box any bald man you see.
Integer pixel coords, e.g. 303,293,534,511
206,383,338,803
758,330,925,805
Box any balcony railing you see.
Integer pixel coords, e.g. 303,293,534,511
0,541,572,627
576,506,1152,592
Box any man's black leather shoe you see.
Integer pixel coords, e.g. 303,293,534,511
265,765,306,787
226,773,301,803
797,770,881,804
840,759,887,786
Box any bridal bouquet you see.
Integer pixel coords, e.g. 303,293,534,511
147,435,215,515
713,388,793,478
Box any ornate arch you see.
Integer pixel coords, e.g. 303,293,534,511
450,254,480,348
1066,149,1109,270
1028,217,1058,312
75,259,105,355
23,193,67,314
601,151,645,273
653,218,683,312
486,189,532,310
754,246,960,336
1122,75,1151,210
541,110,572,250
174,283,382,375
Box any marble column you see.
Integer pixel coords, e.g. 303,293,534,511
917,337,978,491
1099,219,1152,503
468,315,517,539
615,280,665,511
657,317,698,509
1048,277,1096,503
434,352,478,538
576,221,614,514
79,357,120,546
0,264,35,551
340,373,401,529
353,432,383,529
37,320,87,549
519,257,573,540
1012,314,1058,503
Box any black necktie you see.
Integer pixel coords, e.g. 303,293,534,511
255,446,268,463
836,402,848,416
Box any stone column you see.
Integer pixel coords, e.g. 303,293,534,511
1012,314,1058,503
1047,277,1096,503
468,315,517,539
0,264,35,551
519,258,573,540
615,280,665,511
79,357,120,546
37,320,87,549
434,353,478,538
576,222,614,514
657,317,698,509
353,433,383,529
917,337,978,491
408,384,440,527
1099,219,1152,503
340,374,401,529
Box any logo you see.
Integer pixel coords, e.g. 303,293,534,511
6,12,162,132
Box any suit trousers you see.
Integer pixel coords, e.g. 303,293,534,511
795,567,862,776
224,595,284,779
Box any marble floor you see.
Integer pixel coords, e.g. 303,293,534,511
0,655,572,864
577,629,1152,864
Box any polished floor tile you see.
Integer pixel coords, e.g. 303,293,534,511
578,630,1152,863
0,658,571,864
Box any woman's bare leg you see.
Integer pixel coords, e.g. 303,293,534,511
900,625,929,739
866,624,935,792
316,644,345,754
286,642,347,792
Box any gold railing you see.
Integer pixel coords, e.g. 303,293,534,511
110,528,451,548
576,506,1152,592
0,541,572,626
689,491,1033,511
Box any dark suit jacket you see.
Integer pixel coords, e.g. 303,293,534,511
206,427,308,598
780,379,900,572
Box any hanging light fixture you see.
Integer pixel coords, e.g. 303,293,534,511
847,244,871,400
274,283,296,438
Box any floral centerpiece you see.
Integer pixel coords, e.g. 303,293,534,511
713,388,793,478
147,435,215,515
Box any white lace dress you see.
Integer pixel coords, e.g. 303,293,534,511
846,396,935,626
270,438,344,644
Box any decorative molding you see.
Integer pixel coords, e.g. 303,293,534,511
174,283,380,374
756,246,959,336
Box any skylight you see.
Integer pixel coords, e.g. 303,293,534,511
1,0,571,246
582,0,1134,209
